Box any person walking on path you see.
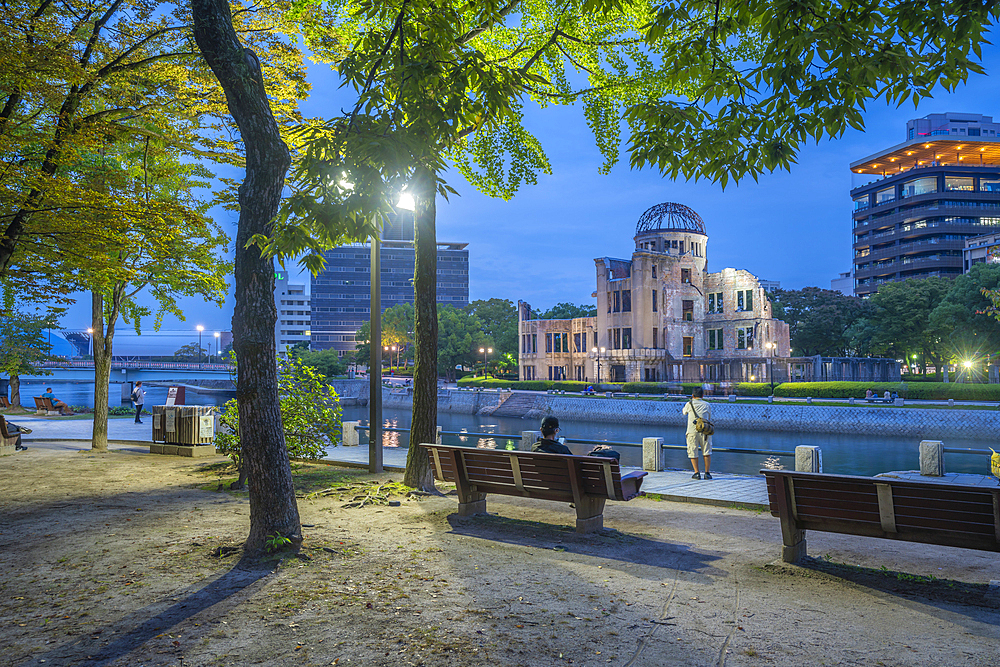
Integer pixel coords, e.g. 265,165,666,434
683,387,713,480
532,416,572,454
131,382,145,424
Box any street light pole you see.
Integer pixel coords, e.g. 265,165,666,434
87,327,94,358
196,325,204,366
214,332,221,363
765,341,776,395
479,347,492,378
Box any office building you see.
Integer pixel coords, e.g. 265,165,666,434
518,203,791,384
310,213,470,355
830,271,854,295
963,231,1000,270
275,270,311,353
851,112,1000,296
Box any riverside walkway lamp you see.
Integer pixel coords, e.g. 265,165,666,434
592,346,606,384
765,341,776,395
214,331,221,362
196,325,204,366
479,347,492,378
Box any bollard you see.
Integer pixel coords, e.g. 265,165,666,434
520,430,541,451
767,396,773,404
342,421,360,447
848,397,854,406
806,397,813,405
948,398,955,407
642,437,663,471
894,397,904,407
436,425,443,445
728,394,737,403
795,445,822,473
919,440,944,476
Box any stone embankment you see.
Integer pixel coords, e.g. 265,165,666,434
334,380,1000,439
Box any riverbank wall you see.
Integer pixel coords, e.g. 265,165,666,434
340,382,1000,440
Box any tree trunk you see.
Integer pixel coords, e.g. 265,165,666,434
91,291,114,452
192,0,299,557
9,374,20,408
404,167,438,491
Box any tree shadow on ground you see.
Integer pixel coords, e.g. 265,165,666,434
27,563,273,666
772,557,1000,627
446,512,726,583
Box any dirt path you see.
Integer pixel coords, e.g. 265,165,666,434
0,445,997,667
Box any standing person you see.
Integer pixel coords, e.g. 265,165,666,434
131,381,145,424
532,416,572,454
682,387,713,479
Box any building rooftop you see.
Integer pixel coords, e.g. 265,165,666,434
850,136,1000,175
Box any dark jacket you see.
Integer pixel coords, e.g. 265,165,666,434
532,438,572,455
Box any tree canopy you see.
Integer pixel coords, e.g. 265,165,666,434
465,298,517,357
768,287,869,357
538,302,598,320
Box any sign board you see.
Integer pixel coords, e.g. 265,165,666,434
153,414,161,429
165,408,176,433
199,415,214,439
165,386,185,407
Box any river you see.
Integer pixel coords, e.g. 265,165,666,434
23,382,993,477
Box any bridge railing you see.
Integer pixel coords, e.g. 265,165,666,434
36,360,230,371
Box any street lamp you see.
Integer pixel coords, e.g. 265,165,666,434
214,332,221,363
86,327,94,358
765,341,776,395
196,325,204,365
963,359,973,382
479,347,492,378
592,346,606,384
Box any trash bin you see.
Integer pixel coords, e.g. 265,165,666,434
151,405,215,444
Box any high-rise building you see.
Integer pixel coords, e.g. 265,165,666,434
850,112,1000,296
830,271,854,295
274,270,311,353
309,213,470,355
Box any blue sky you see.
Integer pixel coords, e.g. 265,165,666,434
55,37,1000,354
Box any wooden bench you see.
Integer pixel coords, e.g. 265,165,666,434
763,469,1000,563
865,397,893,404
419,443,648,532
34,397,61,415
0,417,20,453
0,396,8,408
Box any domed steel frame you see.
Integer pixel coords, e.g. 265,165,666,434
635,202,706,236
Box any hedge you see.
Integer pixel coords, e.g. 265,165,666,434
734,381,1000,401
456,377,627,392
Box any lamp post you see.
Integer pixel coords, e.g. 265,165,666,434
963,359,972,383
592,346,606,384
479,347,492,378
86,327,94,358
214,332,221,363
765,341,776,396
196,325,204,366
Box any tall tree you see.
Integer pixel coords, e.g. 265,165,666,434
0,293,55,408
274,0,994,492
437,305,488,382
465,298,517,357
859,278,952,374
768,287,868,356
929,263,1000,363
0,0,305,290
192,0,300,556
538,302,598,320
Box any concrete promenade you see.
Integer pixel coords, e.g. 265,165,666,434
12,413,772,509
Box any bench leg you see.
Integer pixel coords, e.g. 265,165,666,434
575,497,606,533
457,492,487,516
780,519,807,563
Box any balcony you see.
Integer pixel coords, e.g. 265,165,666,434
852,188,1000,227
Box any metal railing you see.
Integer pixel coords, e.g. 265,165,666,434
351,425,994,465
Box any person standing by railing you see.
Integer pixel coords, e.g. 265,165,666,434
131,381,145,424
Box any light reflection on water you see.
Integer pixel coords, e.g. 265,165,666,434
345,405,997,477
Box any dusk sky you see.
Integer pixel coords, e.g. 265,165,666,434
54,37,1000,354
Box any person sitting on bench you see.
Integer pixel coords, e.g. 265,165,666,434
6,419,29,451
532,416,572,454
40,388,73,415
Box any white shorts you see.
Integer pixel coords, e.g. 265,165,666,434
686,432,712,458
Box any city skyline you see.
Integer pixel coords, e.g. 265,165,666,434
50,39,1000,338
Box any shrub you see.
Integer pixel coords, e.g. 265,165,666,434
732,381,1000,401
622,382,679,394
215,356,343,489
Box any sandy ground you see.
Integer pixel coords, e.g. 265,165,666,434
0,445,998,667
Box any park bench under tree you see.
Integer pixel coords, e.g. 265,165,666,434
33,397,66,415
763,469,1000,563
420,443,647,532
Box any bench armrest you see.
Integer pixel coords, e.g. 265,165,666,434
620,470,648,500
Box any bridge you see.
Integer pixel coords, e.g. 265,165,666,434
23,360,233,384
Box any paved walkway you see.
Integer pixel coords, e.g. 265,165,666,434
14,414,771,508
322,445,771,508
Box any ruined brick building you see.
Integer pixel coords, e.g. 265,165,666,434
518,203,792,384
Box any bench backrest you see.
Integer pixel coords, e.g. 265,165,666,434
33,397,52,409
764,470,1000,552
420,443,634,502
